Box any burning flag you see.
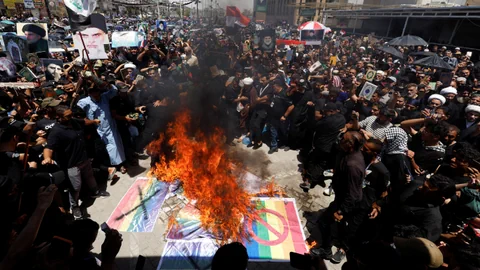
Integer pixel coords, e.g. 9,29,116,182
148,111,256,243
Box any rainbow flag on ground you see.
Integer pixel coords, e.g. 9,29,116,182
243,198,307,261
107,177,169,232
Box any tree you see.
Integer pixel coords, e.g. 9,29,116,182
175,7,191,17
242,9,253,18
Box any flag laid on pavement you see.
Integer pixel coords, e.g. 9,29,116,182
107,177,169,232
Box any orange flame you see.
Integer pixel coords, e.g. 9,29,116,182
257,178,287,197
306,240,317,253
147,110,256,243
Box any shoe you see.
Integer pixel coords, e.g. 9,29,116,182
323,169,334,177
310,247,333,260
268,148,278,154
92,190,110,198
252,143,263,150
107,167,117,180
247,143,255,148
323,186,334,196
299,182,311,192
331,249,346,264
80,207,91,218
72,207,82,220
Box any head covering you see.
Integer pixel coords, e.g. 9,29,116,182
94,60,103,69
465,104,480,114
376,70,385,76
387,76,397,83
325,102,337,111
118,85,130,93
367,63,374,68
332,70,339,75
22,24,46,38
41,97,61,108
393,237,443,268
384,127,408,155
428,94,446,105
440,86,457,96
359,46,366,50
455,47,460,50
124,63,136,70
243,77,253,86
457,77,467,83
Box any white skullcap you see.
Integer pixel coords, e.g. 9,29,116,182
465,104,480,114
457,77,467,83
387,76,397,83
428,94,446,105
424,49,430,52
333,70,339,74
278,61,283,66
124,63,136,69
455,47,460,50
376,70,385,76
440,86,458,96
359,46,366,50
243,77,254,86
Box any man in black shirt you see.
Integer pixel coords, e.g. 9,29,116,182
266,80,294,154
42,106,100,219
248,73,273,149
311,131,365,262
302,103,346,190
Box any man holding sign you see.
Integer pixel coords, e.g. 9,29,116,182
359,82,378,101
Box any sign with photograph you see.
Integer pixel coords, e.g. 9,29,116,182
111,31,140,48
359,82,378,100
258,29,275,53
24,0,34,9
300,29,324,45
1,33,28,63
0,53,17,80
41,58,64,82
16,23,49,54
73,14,109,60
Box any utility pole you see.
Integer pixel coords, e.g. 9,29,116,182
196,0,199,21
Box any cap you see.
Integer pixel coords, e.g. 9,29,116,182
94,60,103,69
118,85,130,93
457,77,467,83
442,46,447,49
367,63,374,68
387,76,397,83
41,97,62,108
393,237,443,268
22,24,46,38
455,47,460,50
359,46,366,50
325,102,337,111
376,70,385,76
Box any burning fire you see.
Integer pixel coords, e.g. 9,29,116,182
148,110,256,242
306,240,317,253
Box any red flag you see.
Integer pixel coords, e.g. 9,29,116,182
226,6,250,28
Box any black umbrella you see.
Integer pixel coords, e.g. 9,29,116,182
412,54,453,70
388,35,428,47
377,45,404,59
409,51,436,57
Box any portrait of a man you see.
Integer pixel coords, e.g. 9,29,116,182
73,14,109,60
2,34,28,63
0,53,16,80
259,29,276,53
41,59,64,82
17,23,49,54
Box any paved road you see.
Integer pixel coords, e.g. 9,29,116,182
89,142,342,270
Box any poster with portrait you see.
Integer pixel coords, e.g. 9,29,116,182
16,23,49,55
0,52,17,81
73,14,109,60
1,34,28,63
258,29,276,54
256,0,267,12
111,31,140,48
41,58,63,82
359,82,378,100
300,29,324,45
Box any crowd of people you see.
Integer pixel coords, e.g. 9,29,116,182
1,11,480,270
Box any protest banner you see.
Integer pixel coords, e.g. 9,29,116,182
111,31,140,48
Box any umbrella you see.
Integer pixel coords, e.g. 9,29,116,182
412,54,453,70
388,35,428,47
298,21,331,33
0,20,14,25
409,51,436,57
377,45,404,59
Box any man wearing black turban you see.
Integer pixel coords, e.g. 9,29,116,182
22,24,49,54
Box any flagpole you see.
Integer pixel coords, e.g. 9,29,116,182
78,32,93,71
